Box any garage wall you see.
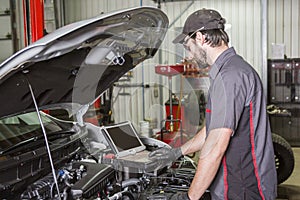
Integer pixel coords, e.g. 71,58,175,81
63,0,300,133
268,0,300,58
64,0,262,70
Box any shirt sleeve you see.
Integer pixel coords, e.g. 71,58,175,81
208,73,247,135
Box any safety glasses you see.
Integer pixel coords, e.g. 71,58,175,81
182,27,204,51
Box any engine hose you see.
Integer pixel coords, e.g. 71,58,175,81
121,178,140,188
108,191,135,200
64,178,72,187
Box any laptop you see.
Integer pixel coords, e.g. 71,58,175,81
101,121,151,163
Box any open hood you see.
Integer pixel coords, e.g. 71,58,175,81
0,7,168,119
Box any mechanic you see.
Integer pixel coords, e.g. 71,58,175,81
149,9,277,200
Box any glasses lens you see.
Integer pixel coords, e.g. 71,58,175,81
183,37,190,51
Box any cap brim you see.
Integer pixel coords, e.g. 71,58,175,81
172,33,187,44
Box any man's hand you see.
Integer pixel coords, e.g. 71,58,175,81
148,147,182,161
169,192,190,200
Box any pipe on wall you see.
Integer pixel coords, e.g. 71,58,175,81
261,0,268,98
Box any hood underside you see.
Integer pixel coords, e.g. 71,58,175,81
0,7,169,119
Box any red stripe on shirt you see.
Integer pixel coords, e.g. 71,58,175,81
222,156,228,200
206,108,211,113
249,101,265,200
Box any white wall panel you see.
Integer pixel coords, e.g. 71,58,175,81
291,0,299,57
268,0,300,59
276,0,284,42
283,0,291,57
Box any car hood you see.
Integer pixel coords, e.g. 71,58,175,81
0,7,168,120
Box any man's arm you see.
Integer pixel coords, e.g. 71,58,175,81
188,128,232,200
181,126,207,155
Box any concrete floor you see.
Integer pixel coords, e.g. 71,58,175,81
276,148,300,200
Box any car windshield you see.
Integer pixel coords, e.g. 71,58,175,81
0,111,64,151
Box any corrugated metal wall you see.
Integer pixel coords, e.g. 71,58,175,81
268,0,300,58
63,0,300,134
64,0,262,69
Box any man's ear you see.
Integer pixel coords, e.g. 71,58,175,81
195,32,205,45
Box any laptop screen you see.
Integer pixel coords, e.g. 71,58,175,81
102,121,146,157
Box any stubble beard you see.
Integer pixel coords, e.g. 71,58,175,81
195,47,209,69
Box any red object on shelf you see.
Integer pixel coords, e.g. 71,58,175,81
165,99,185,132
155,64,185,76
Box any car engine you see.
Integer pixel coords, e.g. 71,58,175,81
14,123,209,200
20,156,202,200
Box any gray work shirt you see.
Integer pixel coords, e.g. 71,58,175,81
205,47,277,200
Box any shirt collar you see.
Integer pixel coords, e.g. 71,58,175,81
209,47,236,80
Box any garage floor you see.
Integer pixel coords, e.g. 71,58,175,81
276,148,300,200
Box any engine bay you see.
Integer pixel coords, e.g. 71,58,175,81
13,122,209,200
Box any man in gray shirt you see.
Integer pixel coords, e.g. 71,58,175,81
149,9,277,200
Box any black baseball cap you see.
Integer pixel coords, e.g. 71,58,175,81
173,9,226,44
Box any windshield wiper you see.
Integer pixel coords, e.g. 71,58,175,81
38,130,76,141
0,137,38,155
0,130,75,155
